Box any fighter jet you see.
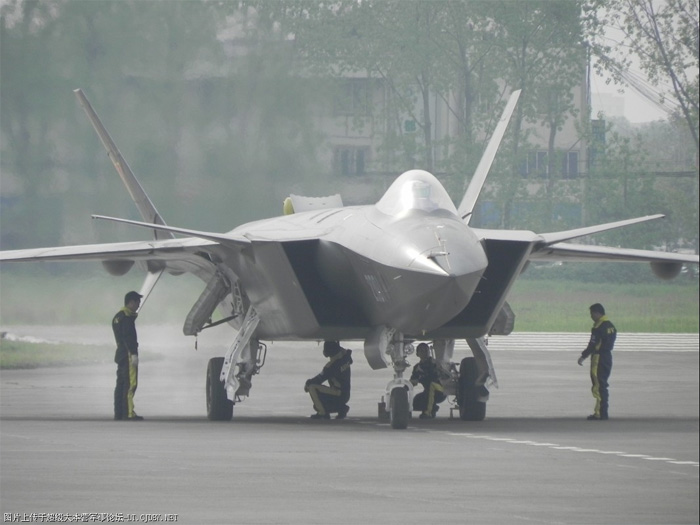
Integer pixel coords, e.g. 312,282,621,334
1,89,697,428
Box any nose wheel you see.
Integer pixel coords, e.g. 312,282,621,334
389,386,410,429
367,328,416,429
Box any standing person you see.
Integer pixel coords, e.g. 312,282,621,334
305,341,353,419
112,291,144,421
578,303,616,420
410,343,446,419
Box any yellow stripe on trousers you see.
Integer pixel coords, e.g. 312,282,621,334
424,382,444,416
128,362,138,418
590,354,601,418
307,384,340,416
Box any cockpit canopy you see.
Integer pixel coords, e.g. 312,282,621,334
375,170,458,217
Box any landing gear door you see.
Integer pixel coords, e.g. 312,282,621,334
363,326,393,370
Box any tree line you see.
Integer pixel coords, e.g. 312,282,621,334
1,0,697,264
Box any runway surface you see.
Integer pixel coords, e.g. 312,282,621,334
1,326,698,524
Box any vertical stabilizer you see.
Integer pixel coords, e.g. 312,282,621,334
75,89,171,308
457,90,521,223
74,89,173,241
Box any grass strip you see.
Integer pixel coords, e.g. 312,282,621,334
508,279,699,332
0,339,113,369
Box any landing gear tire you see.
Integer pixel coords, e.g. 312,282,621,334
206,357,233,421
389,387,410,430
458,357,486,421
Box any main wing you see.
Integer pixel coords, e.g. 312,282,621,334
530,215,699,269
0,211,328,274
529,238,698,280
529,241,699,264
0,236,223,277
474,215,699,268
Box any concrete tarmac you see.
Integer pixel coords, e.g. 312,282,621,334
1,326,698,525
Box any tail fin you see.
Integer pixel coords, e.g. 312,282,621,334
74,89,170,306
74,89,172,241
457,89,521,223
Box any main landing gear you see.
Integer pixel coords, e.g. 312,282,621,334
456,356,487,421
455,337,496,421
206,306,266,421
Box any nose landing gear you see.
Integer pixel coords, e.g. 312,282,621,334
367,327,414,429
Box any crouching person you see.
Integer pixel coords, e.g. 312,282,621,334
411,343,447,419
305,341,353,420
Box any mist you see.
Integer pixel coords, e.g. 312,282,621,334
1,0,696,316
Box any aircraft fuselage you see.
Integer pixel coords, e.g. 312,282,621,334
316,207,487,334
227,171,489,340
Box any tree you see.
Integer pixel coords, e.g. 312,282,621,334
1,0,74,247
584,0,699,254
248,0,435,171
484,0,587,229
1,0,324,250
584,0,699,150
248,1,512,176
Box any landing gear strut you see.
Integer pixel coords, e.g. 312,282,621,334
206,306,266,421
367,328,413,429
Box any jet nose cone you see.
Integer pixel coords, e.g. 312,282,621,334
390,268,484,335
411,220,487,279
391,223,488,334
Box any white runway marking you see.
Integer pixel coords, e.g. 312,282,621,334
446,432,700,468
453,333,700,353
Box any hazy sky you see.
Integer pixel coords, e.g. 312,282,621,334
588,12,692,125
590,71,670,124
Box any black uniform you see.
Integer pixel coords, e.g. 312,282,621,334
580,315,616,420
112,307,139,420
306,347,353,417
410,357,446,417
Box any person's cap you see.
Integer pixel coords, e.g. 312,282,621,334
124,291,143,304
